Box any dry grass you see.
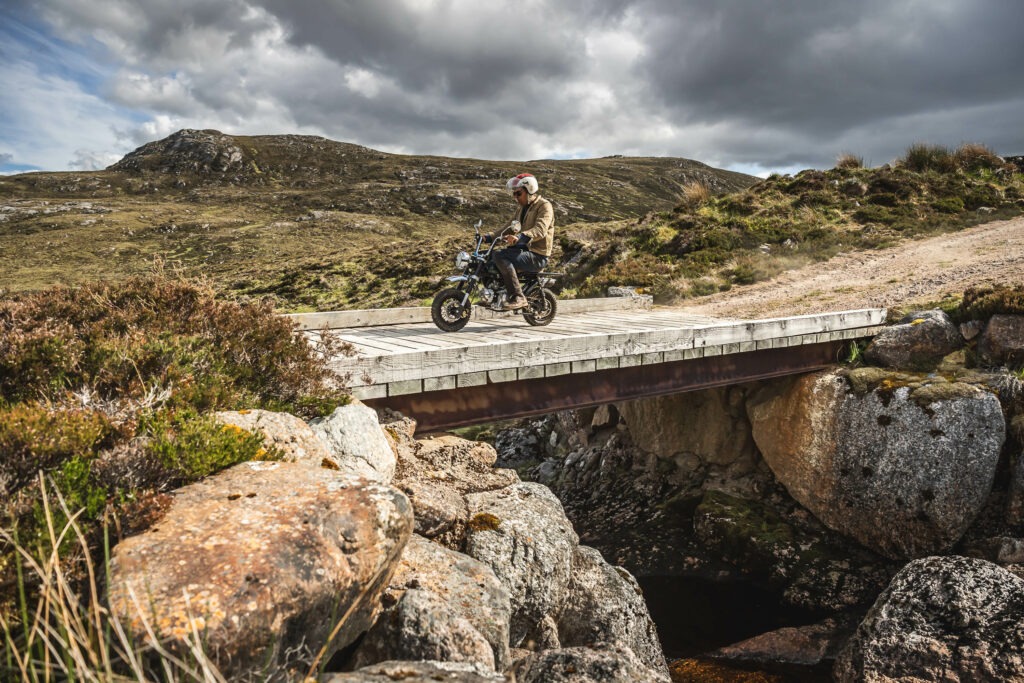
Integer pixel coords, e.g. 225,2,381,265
1,478,226,682
680,180,712,208
835,153,864,169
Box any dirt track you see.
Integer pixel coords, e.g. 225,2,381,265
678,216,1024,319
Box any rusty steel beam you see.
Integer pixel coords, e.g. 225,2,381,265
363,340,847,432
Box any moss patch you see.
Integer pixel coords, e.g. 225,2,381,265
467,512,502,532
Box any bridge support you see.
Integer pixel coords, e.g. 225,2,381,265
363,340,846,432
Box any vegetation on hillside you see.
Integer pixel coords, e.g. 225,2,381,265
559,143,1024,301
0,273,351,655
0,129,756,310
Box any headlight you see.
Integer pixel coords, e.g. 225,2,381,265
455,251,470,269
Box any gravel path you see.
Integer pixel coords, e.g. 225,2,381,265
676,216,1024,319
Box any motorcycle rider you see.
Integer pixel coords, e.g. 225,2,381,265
492,173,555,310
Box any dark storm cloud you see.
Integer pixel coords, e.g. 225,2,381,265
7,0,1024,172
252,1,587,100
634,0,1024,147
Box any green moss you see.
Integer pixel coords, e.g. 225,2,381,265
467,512,502,532
695,489,795,565
909,381,986,408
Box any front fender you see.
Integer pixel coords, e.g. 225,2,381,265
445,275,469,283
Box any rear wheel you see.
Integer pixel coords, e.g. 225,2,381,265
523,288,557,326
431,288,471,332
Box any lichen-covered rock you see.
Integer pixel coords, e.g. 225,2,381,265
352,535,512,671
977,314,1024,367
748,369,1005,559
512,644,670,683
322,660,505,682
834,556,1024,682
106,461,413,680
464,482,578,647
390,432,518,547
864,309,963,370
311,401,396,482
214,409,336,466
353,589,496,670
555,546,667,676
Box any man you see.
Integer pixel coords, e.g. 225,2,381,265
493,173,555,310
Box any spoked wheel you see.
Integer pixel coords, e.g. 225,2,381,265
431,288,471,332
523,288,557,326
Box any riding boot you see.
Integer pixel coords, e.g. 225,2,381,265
496,259,528,310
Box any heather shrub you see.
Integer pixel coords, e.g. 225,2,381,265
959,284,1024,320
0,274,350,622
0,275,347,416
0,403,117,497
953,143,1004,173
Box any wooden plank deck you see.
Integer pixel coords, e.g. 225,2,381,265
310,306,888,400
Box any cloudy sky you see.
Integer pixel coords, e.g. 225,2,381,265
2,0,1022,177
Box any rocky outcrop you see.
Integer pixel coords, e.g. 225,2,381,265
106,461,413,680
864,309,963,370
464,482,579,647
214,408,336,465
834,556,1024,682
387,421,518,548
748,368,1005,559
352,534,512,671
109,129,245,175
555,546,668,676
311,402,397,483
512,644,670,682
978,314,1024,367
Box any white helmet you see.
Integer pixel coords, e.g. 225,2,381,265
506,172,538,195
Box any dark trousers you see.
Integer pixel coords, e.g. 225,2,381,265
493,248,547,298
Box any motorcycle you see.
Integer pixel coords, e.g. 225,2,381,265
431,220,559,332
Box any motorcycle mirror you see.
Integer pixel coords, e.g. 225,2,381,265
474,219,483,229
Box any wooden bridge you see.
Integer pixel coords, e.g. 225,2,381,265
288,299,887,431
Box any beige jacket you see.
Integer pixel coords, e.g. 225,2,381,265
512,195,555,257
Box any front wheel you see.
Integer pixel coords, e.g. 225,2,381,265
523,288,557,326
431,288,471,332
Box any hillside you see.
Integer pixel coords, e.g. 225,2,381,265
0,129,755,310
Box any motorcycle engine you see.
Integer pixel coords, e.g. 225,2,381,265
480,288,495,304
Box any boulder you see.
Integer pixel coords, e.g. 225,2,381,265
352,535,512,671
834,556,1024,682
710,617,852,667
618,387,756,482
512,645,670,683
106,461,413,680
214,409,336,466
352,589,496,671
864,309,963,370
748,369,1005,559
464,482,578,647
323,660,505,682
391,433,518,547
977,314,1024,367
310,401,396,482
555,546,668,677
